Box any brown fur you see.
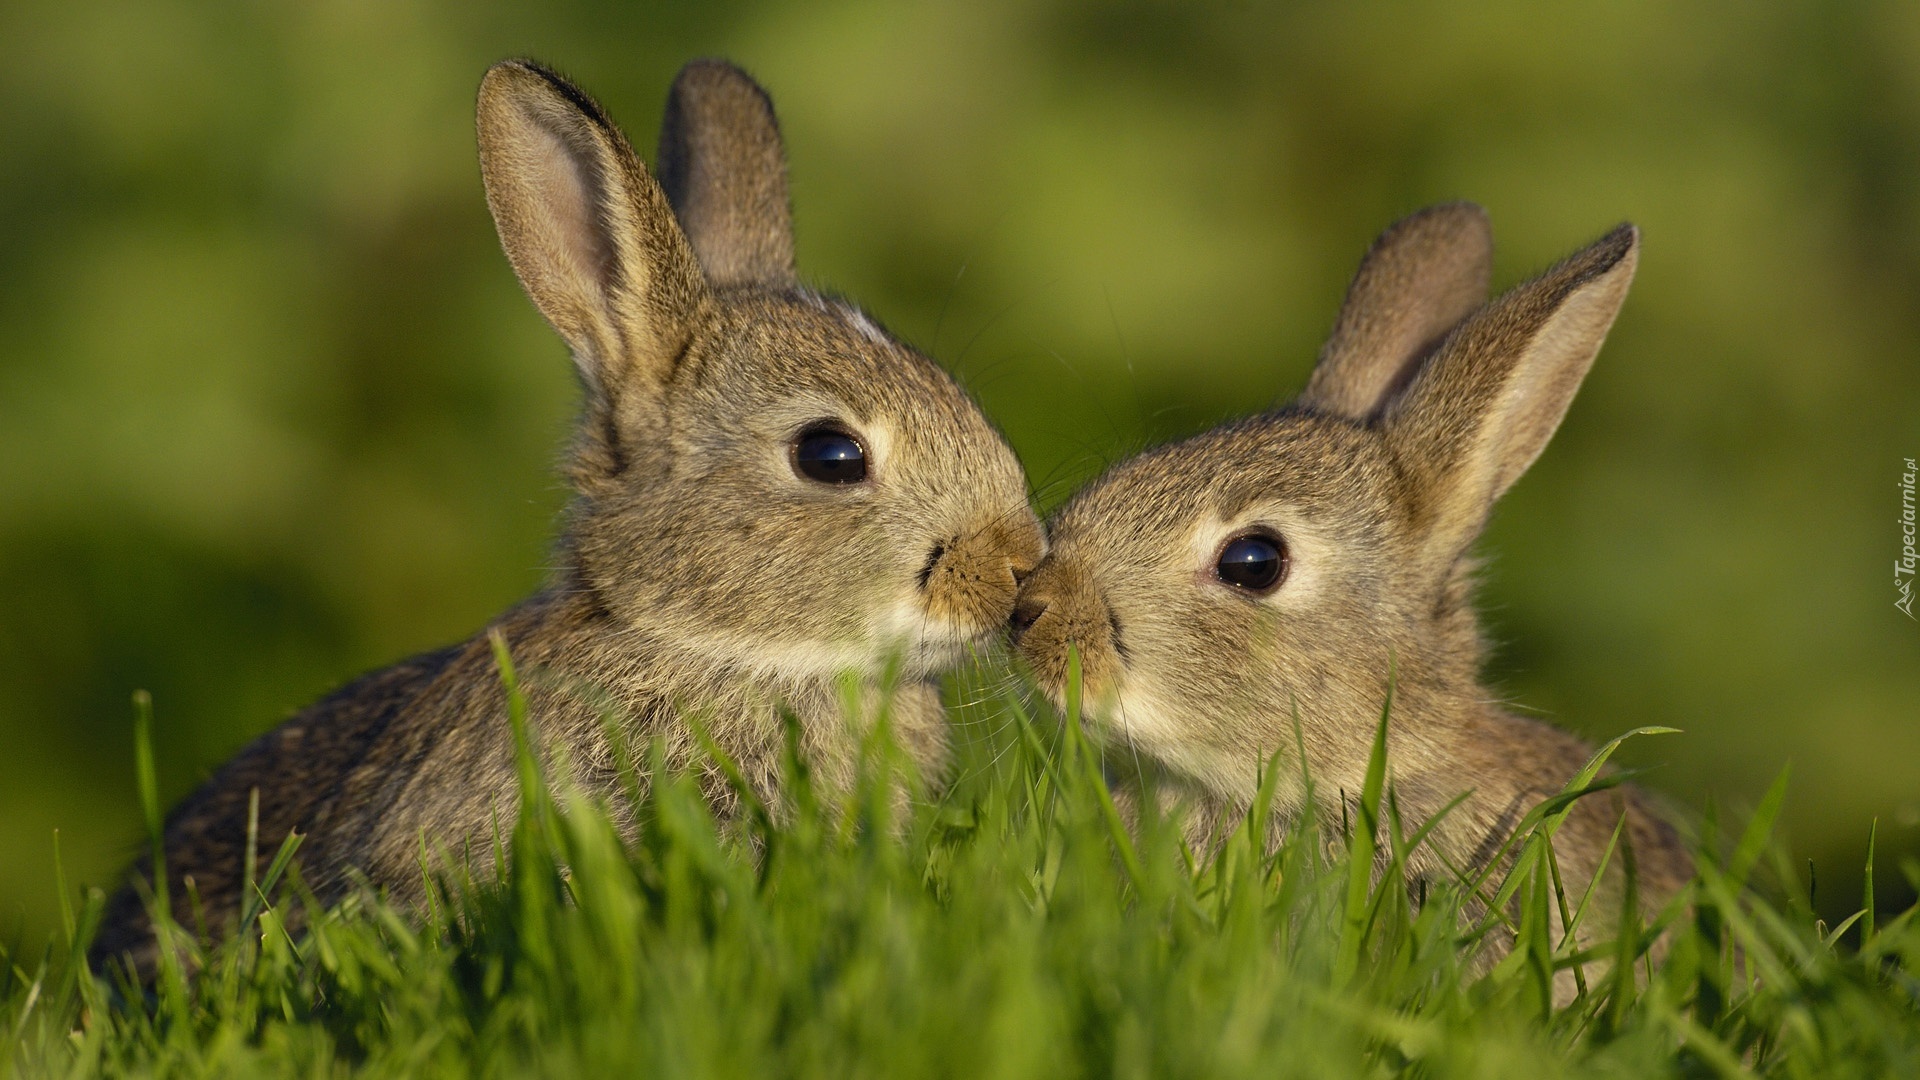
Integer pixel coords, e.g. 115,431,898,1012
655,59,796,288
1012,205,1690,971
91,59,1042,979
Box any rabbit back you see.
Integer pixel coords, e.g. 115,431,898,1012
89,640,470,976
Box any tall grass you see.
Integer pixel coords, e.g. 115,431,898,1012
2,647,1916,1078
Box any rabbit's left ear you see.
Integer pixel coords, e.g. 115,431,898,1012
1299,202,1493,421
656,59,796,288
1385,224,1638,563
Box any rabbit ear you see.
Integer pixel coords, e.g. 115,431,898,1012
655,60,796,288
476,60,709,414
1386,224,1638,562
1299,203,1493,421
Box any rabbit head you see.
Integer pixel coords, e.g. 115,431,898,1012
1011,204,1638,813
477,60,1042,684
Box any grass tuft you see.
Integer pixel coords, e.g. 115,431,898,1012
3,657,1917,1077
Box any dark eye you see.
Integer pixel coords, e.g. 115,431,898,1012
1215,532,1288,593
791,425,869,484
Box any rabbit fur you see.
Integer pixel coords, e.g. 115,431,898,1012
1010,204,1692,961
91,59,1042,978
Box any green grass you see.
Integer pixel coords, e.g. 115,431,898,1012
3,648,1918,1078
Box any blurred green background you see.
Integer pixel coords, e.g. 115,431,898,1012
2,0,1916,946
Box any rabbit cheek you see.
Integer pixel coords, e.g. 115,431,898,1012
1096,679,1269,802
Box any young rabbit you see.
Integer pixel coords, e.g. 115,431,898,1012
1010,204,1690,958
91,59,1042,977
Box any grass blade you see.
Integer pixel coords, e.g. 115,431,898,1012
1334,671,1393,987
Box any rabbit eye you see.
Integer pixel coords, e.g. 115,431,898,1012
791,425,869,484
1215,532,1288,594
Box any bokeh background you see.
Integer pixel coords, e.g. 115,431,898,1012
2,0,1916,945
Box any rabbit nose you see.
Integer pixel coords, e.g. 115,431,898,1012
1008,598,1048,643
917,543,946,590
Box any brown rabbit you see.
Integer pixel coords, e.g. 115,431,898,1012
1010,204,1690,963
91,59,1043,977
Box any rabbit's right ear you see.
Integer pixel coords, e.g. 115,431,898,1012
476,60,709,416
1385,224,1638,566
655,60,797,288
1298,202,1493,421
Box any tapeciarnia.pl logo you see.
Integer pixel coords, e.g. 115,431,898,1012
1899,457,1917,619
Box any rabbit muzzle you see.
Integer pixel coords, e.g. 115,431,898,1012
914,508,1044,656
1008,554,1125,708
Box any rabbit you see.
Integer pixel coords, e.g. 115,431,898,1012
1008,203,1691,967
90,58,1043,979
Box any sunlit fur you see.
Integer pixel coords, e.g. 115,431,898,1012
93,59,1041,978
1014,205,1690,971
